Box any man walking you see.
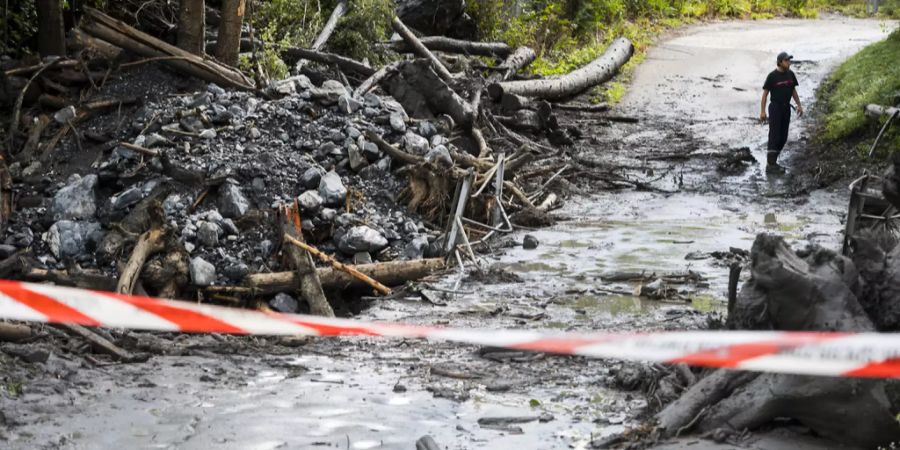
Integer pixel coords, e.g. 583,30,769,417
760,52,804,172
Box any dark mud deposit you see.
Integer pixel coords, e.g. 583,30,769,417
2,17,898,450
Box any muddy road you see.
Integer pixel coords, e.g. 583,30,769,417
2,17,896,450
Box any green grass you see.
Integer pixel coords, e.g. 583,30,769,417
818,28,900,147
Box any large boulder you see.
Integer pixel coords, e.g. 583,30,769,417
337,226,388,255
50,174,98,221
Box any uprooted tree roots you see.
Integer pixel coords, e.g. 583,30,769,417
652,233,900,448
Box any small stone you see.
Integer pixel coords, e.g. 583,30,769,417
337,226,388,255
298,190,323,212
404,131,430,155
362,142,381,162
224,263,250,281
47,220,102,259
53,106,76,124
403,236,429,260
6,228,34,247
50,174,98,221
221,218,240,235
199,129,217,139
523,235,539,250
301,167,324,189
249,127,261,139
218,183,250,218
3,346,50,364
418,121,438,138
353,252,373,265
259,239,274,256
22,161,42,178
425,145,452,168
143,133,168,148
348,145,368,171
207,83,226,96
364,93,382,108
0,244,17,258
113,187,143,210
197,221,221,247
269,293,299,314
318,171,347,206
320,208,337,222
337,94,362,114
189,257,216,286
346,126,362,139
390,112,407,132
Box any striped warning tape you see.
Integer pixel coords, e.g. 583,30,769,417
0,280,898,378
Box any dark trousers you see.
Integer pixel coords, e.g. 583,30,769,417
767,102,791,164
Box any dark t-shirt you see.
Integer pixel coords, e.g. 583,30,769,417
763,69,799,105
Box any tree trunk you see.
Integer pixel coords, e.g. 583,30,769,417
244,258,445,295
389,37,512,58
177,0,206,55
488,37,633,100
280,209,334,317
215,0,245,66
80,7,255,90
36,0,66,57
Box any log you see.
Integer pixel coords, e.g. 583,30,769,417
488,37,632,100
58,323,141,362
500,93,532,112
280,205,334,317
864,104,900,119
0,322,31,342
398,60,474,127
117,227,166,294
80,8,255,90
391,17,453,82
311,0,347,52
365,130,422,165
388,37,512,58
552,102,610,113
497,46,536,81
353,61,401,98
283,235,392,295
24,267,118,291
282,47,375,77
495,110,545,133
69,28,123,60
244,258,445,294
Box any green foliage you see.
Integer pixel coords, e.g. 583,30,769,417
329,0,395,64
0,0,38,57
818,28,900,145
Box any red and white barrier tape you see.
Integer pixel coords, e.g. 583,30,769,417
0,280,898,378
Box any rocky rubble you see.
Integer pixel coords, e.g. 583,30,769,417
9,69,455,293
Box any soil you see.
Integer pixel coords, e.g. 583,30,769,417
1,16,898,450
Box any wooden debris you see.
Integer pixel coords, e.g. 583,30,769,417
243,258,445,294
280,204,335,317
391,17,454,82
117,227,166,295
57,323,142,362
389,37,512,58
283,234,392,296
0,322,32,342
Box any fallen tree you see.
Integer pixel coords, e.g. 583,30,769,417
488,37,633,100
387,36,512,58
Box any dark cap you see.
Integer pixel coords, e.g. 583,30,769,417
777,52,793,63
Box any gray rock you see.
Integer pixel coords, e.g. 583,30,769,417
259,239,274,256
53,105,76,124
320,208,337,222
353,252,373,265
402,221,418,234
218,183,250,218
348,144,368,171
207,83,226,96
221,218,240,235
199,129,217,139
425,145,452,168
362,142,381,162
22,161,42,178
6,228,34,248
337,94,362,114
204,209,225,224
224,263,250,281
403,236,429,260
189,257,216,286
269,293,299,314
143,132,169,148
300,167,324,190
0,244,17,258
337,226,388,254
249,127,261,139
311,80,348,105
298,190,323,212
50,174,98,221
318,171,347,206
404,131,430,155
113,187,143,210
197,221,221,247
390,112,407,132
364,93,382,108
430,135,449,147
523,234,539,250
47,220,102,259
418,121,438,138
346,126,362,139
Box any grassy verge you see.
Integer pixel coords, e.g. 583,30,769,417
818,27,900,148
